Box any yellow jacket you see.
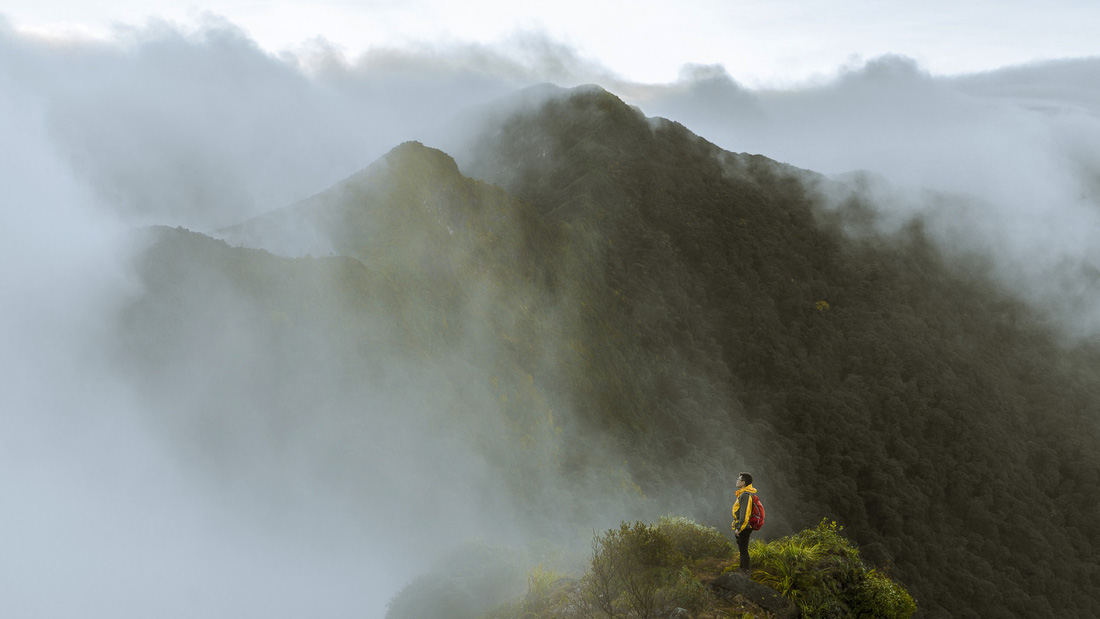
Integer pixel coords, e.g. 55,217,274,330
732,484,757,533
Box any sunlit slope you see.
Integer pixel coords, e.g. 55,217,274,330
122,142,657,544
459,85,1100,617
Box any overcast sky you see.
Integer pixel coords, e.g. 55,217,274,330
7,0,1100,86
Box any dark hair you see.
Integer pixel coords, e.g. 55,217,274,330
739,472,753,485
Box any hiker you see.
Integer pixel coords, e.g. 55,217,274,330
732,471,757,571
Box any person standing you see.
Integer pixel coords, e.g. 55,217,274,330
732,472,757,572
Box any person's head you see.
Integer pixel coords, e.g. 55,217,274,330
738,472,753,488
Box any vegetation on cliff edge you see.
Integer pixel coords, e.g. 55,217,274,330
470,517,913,618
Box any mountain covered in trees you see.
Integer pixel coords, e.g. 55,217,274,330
119,85,1100,617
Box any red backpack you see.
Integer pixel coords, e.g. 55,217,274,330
748,495,765,530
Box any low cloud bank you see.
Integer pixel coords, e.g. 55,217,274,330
0,36,418,618
0,18,610,231
637,55,1100,336
8,16,1096,332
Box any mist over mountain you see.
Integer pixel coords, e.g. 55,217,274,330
0,18,608,230
5,19,1100,619
457,86,1100,615
8,17,1097,336
634,56,1100,338
114,85,1100,617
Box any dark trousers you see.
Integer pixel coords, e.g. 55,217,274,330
736,528,752,571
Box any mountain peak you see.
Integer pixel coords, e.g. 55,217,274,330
379,140,462,179
219,137,532,262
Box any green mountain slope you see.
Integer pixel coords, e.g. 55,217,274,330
119,86,1100,617
457,85,1100,616
122,142,660,544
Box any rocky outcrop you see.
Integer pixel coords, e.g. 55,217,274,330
709,571,800,618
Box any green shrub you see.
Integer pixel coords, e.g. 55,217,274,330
583,521,682,618
746,519,915,619
581,519,733,617
483,517,914,619
848,569,917,618
487,518,729,618
657,515,735,561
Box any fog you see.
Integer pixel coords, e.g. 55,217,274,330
3,14,1100,618
0,32,420,618
0,17,613,230
635,55,1100,336
1,19,624,617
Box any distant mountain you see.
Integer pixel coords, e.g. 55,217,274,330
121,85,1100,617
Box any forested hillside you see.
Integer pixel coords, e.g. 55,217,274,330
459,85,1100,616
120,86,1100,617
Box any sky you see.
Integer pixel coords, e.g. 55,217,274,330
7,0,1100,86
2,3,1100,618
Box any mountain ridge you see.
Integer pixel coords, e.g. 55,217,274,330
122,85,1100,617
457,84,1100,616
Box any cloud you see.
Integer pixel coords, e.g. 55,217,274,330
633,54,1100,336
0,23,429,618
0,19,627,616
0,18,612,231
